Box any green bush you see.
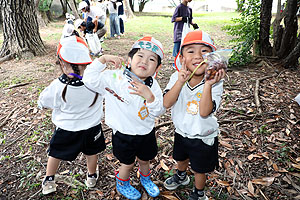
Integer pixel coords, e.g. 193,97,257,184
223,0,260,67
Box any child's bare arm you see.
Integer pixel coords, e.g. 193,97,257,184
199,69,225,117
164,58,191,108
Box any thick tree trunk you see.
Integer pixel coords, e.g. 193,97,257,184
128,0,134,12
259,0,273,56
272,0,285,54
282,35,300,68
69,0,80,19
277,0,298,59
60,0,68,17
0,0,46,59
124,0,135,18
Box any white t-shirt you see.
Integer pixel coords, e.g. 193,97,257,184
107,1,121,14
85,6,105,20
83,59,165,135
164,71,223,144
38,75,104,131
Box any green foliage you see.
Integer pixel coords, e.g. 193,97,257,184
223,0,261,67
39,0,53,12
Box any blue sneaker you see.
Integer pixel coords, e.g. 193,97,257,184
139,169,160,197
115,171,141,200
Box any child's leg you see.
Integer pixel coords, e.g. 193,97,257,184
86,154,97,175
137,158,149,175
177,159,189,171
194,172,206,190
118,162,134,180
46,156,60,176
85,154,99,188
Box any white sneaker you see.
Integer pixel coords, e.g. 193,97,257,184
85,171,99,188
42,179,56,195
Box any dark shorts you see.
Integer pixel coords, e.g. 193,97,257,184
173,132,219,173
48,124,106,161
112,128,158,165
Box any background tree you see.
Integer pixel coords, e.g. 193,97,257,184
125,0,135,18
138,0,153,12
0,0,46,63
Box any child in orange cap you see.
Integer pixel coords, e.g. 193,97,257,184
83,36,165,199
38,36,106,195
163,30,225,200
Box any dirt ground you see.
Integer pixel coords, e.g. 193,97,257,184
0,20,299,200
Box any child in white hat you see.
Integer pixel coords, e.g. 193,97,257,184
83,36,165,199
163,30,225,200
38,36,106,195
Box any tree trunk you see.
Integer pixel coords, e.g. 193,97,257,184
69,0,80,19
259,0,273,56
124,0,135,18
0,0,46,59
282,35,300,68
128,0,134,12
35,0,47,27
60,0,68,17
272,0,285,54
277,0,298,59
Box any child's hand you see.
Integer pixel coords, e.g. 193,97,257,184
178,58,191,84
205,68,225,85
98,55,124,68
128,81,155,103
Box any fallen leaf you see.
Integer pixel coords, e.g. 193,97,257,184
96,190,103,196
291,164,300,170
220,140,233,149
273,163,279,171
216,179,230,186
248,181,255,195
252,177,275,186
160,160,169,171
161,194,178,200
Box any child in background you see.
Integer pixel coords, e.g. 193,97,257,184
107,0,122,38
38,36,106,195
171,0,199,57
83,36,165,199
163,30,225,200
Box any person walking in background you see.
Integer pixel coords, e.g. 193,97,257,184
171,0,199,58
107,0,121,39
117,0,125,35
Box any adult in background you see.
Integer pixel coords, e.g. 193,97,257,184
117,0,125,35
171,0,199,58
78,1,106,25
107,0,122,39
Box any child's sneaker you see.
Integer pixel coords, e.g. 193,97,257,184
188,190,208,200
139,169,160,197
85,171,99,188
163,170,190,190
42,179,56,195
115,171,141,200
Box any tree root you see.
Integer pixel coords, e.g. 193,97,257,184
0,54,14,64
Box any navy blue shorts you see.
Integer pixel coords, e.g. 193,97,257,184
173,132,219,173
112,128,157,165
48,124,106,161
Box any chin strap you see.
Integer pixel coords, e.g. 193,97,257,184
68,73,82,79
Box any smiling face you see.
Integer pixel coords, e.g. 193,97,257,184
129,49,160,80
180,43,212,77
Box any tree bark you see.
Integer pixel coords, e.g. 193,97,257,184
272,0,285,54
60,0,68,17
69,0,80,19
0,0,46,59
277,0,298,59
259,0,273,56
128,0,134,12
124,0,135,18
282,35,300,68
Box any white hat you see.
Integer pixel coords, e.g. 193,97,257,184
62,23,75,37
78,1,88,10
131,36,164,60
57,36,92,64
74,19,84,29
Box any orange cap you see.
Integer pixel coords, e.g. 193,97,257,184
174,30,216,71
